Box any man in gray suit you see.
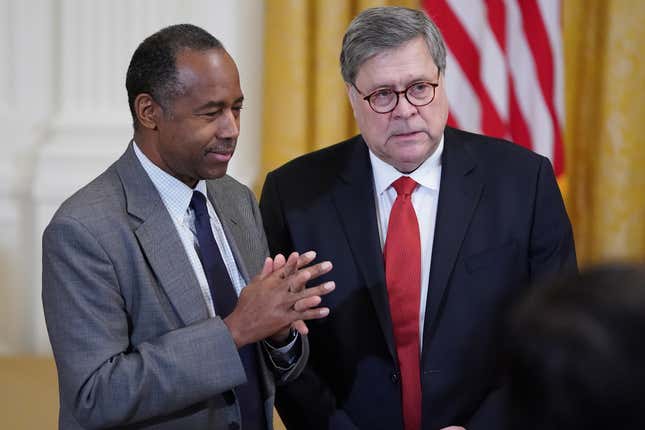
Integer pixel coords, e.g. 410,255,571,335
42,24,334,430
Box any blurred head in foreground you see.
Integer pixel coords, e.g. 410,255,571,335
507,264,645,430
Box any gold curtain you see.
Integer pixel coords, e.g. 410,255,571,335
563,0,645,266
260,0,420,183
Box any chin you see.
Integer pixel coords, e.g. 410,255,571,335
393,163,421,174
211,171,228,179
204,162,230,178
390,154,427,172
201,169,227,180
396,151,428,164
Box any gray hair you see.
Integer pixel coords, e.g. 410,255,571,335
340,6,447,85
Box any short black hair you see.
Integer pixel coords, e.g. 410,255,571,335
507,264,645,430
125,23,223,128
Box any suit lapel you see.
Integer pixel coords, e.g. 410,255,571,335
206,182,252,283
331,138,396,360
422,128,484,361
116,143,210,326
207,181,275,405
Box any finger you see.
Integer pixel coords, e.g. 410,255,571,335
259,257,273,279
281,252,299,279
296,307,330,321
293,295,322,312
266,253,299,287
273,253,286,271
292,281,335,304
295,250,317,269
290,262,333,291
292,320,308,336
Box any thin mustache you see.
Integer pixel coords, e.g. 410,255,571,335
206,141,236,154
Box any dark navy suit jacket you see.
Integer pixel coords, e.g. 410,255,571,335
259,127,576,430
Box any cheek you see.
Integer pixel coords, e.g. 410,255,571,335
181,122,218,154
432,91,449,124
355,109,388,133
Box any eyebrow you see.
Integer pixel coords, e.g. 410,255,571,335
364,67,441,93
364,78,429,93
194,96,244,113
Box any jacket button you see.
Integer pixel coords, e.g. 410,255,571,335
228,422,240,430
223,390,236,405
391,372,399,383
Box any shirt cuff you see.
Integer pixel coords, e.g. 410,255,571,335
262,330,300,370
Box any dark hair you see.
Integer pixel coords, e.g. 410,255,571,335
507,264,645,430
125,23,223,128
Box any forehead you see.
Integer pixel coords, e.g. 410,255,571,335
355,37,438,90
174,48,241,99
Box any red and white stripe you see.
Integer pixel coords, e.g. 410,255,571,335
423,0,565,176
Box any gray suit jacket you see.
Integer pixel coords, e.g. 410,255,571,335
42,144,307,429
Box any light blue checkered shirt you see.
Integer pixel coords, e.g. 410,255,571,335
132,142,298,364
133,143,246,318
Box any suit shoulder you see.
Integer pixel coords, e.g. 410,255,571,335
447,127,547,170
45,163,131,248
207,174,254,200
268,135,362,178
52,163,125,222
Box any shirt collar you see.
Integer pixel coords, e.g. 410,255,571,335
369,133,444,196
133,141,208,221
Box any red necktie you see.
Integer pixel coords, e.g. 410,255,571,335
384,176,422,430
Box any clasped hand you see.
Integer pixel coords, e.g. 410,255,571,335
223,251,334,347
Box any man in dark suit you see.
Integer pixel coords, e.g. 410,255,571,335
42,24,334,429
260,7,576,430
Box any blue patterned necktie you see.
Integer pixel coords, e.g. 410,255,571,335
190,191,238,316
190,191,265,430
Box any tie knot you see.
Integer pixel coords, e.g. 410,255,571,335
190,191,209,217
392,176,417,197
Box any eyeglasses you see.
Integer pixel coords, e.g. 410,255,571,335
354,80,439,114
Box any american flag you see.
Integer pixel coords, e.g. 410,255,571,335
423,0,565,177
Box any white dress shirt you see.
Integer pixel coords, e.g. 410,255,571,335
133,142,296,363
133,143,247,318
369,135,444,349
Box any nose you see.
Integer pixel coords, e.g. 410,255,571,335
391,93,418,119
218,109,240,138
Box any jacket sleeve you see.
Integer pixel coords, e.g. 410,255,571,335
260,172,360,429
467,156,577,430
42,215,246,429
244,183,310,384
528,156,577,279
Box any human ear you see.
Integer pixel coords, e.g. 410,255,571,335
134,93,160,130
346,83,359,119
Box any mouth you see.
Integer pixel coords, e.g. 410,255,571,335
205,150,234,162
390,130,425,139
